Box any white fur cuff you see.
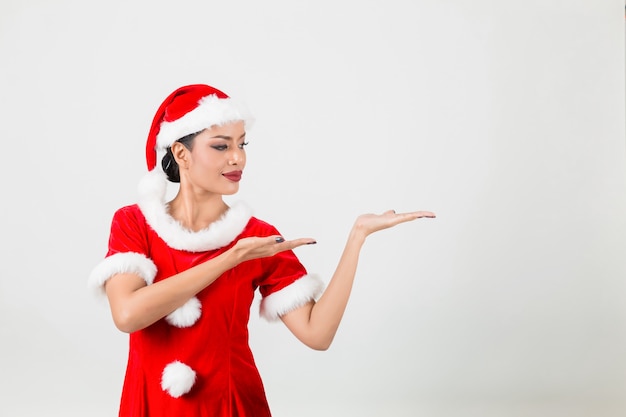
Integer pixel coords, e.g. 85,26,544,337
88,252,157,294
260,274,324,321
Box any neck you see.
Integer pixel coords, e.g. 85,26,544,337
168,188,228,232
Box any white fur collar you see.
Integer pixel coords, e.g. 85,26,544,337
137,169,252,252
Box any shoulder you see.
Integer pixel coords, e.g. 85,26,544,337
114,203,141,215
247,216,276,230
112,203,146,222
242,216,280,235
109,204,150,233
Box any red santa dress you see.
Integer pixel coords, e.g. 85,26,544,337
89,170,323,417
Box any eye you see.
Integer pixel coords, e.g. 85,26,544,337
238,142,249,149
211,145,228,151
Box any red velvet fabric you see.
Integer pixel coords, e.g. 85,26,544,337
102,205,307,416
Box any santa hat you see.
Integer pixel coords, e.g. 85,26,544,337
145,84,254,170
138,84,254,207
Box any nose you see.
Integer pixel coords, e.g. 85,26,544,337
228,148,245,166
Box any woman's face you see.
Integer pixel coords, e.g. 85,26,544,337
179,120,248,196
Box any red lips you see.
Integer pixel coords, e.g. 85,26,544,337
222,170,242,182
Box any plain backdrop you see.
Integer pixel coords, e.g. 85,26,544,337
0,1,625,416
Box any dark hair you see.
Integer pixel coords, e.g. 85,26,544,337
161,132,197,183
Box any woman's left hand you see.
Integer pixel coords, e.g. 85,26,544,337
353,209,436,238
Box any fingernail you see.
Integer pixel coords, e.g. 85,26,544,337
275,237,285,243
307,241,317,245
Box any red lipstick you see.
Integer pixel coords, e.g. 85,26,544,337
223,170,242,182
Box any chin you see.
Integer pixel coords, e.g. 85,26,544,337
221,185,240,196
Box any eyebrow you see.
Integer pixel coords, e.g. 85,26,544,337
210,133,247,141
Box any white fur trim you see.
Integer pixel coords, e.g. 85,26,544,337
88,252,157,294
161,361,196,398
156,94,254,149
137,169,253,252
260,274,324,321
137,168,168,206
165,297,202,328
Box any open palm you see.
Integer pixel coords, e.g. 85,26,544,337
354,209,436,237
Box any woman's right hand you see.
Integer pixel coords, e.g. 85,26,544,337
229,235,316,264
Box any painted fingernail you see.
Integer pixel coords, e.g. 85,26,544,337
275,237,285,243
307,241,317,245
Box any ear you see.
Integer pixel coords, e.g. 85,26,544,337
171,142,189,169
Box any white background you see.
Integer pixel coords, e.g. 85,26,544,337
0,1,625,416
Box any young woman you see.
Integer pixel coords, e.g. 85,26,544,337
89,84,435,417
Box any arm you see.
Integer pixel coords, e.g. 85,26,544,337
280,210,435,351
105,235,315,333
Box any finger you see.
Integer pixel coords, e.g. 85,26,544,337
386,211,435,226
276,237,317,252
260,235,290,244
415,210,436,218
263,235,316,247
394,210,436,219
249,235,282,245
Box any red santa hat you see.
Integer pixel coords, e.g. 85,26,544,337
145,84,254,170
